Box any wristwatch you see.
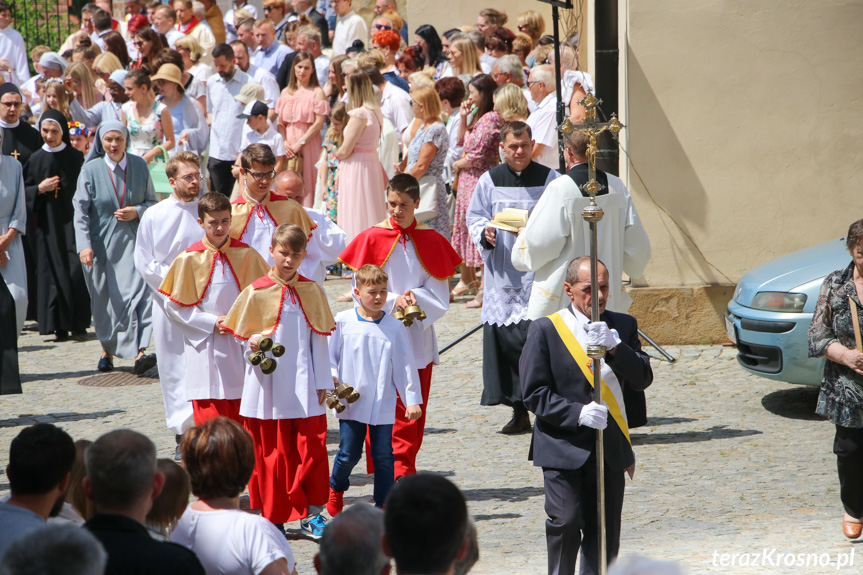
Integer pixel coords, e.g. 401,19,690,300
299,139,306,146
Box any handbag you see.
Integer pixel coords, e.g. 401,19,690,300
414,175,439,222
148,145,173,200
285,151,304,174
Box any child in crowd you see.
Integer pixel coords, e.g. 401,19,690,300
158,192,269,424
339,174,461,479
68,121,91,155
222,224,336,538
146,458,191,540
327,264,423,516
235,100,286,174
229,143,316,264
42,79,72,120
318,101,347,224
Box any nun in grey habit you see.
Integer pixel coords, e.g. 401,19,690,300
73,120,158,373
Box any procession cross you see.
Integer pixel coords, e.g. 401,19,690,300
558,92,624,575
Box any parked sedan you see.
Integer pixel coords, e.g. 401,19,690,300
725,237,851,385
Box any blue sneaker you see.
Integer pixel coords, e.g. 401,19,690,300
300,514,327,539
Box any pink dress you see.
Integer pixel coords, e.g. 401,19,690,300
451,110,503,267
337,106,388,241
277,87,330,207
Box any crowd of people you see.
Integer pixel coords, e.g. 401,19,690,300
0,1,698,574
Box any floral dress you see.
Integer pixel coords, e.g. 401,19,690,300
450,110,503,267
121,100,167,160
322,132,340,222
808,262,863,428
407,122,449,239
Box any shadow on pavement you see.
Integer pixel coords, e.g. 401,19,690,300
643,416,697,426
21,370,102,383
0,410,126,428
473,512,523,521
631,425,761,445
760,386,823,421
18,345,54,352
461,486,545,503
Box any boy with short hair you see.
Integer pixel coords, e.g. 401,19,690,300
222,223,335,538
157,192,269,424
229,143,316,264
327,264,423,516
234,101,286,173
339,174,462,479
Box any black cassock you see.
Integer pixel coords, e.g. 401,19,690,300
23,144,91,336
0,268,21,395
3,121,43,322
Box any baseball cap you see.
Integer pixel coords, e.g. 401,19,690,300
234,82,266,105
237,100,270,119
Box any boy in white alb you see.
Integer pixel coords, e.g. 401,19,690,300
234,101,286,173
229,144,317,265
327,264,422,516
158,193,269,425
338,174,462,479
222,223,335,538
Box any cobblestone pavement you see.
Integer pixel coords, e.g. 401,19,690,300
1,279,858,574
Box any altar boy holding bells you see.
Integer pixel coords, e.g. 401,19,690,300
339,174,462,479
157,192,269,425
222,223,336,539
327,263,423,517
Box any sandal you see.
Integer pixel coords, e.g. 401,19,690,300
336,291,354,302
450,280,479,298
465,299,482,309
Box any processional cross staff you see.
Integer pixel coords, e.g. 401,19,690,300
559,93,623,575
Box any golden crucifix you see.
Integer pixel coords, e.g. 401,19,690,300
559,93,624,198
10,149,19,160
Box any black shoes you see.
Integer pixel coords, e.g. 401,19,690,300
133,353,157,375
500,410,532,434
97,356,114,372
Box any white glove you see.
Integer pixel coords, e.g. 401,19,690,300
578,401,608,430
584,321,621,350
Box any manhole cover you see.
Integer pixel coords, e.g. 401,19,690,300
78,369,157,387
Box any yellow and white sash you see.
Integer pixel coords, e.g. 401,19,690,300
549,309,631,446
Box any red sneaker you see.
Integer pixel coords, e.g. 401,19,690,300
327,488,344,517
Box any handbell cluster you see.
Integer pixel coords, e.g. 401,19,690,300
392,304,426,327
247,337,285,374
326,381,360,413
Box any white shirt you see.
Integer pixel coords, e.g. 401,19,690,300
172,507,295,575
380,81,413,146
299,207,346,285
0,27,29,85
237,286,332,419
247,63,280,109
526,91,560,170
332,11,367,55
237,191,277,264
511,166,651,317
188,22,216,61
206,68,252,161
314,54,330,89
165,28,186,49
240,125,286,157
164,256,246,401
329,309,422,425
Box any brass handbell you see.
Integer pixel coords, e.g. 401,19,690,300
258,337,274,352
271,343,285,357
260,357,277,374
392,307,405,321
248,351,264,366
418,309,427,321
335,382,354,399
345,389,360,403
403,305,422,320
326,393,346,413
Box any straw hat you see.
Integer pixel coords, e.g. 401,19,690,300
150,64,183,86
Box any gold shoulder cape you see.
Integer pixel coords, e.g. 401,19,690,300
229,191,316,241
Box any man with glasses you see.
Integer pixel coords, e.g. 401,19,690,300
331,0,366,56
134,152,208,459
228,143,316,266
492,54,535,113
525,64,560,170
373,0,407,43
206,43,252,198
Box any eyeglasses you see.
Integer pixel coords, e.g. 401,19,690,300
178,173,203,183
245,169,277,181
525,80,543,87
373,24,391,30
0,100,22,108
263,5,273,10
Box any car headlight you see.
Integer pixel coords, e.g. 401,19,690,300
750,291,807,313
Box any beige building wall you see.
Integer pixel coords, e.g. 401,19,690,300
623,0,863,342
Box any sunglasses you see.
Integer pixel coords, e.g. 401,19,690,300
373,24,391,30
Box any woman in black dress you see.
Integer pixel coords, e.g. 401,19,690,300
23,109,90,340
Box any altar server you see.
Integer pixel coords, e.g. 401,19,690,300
229,144,316,263
339,174,461,479
273,170,346,286
467,121,559,434
327,264,422,516
135,152,207,443
73,121,156,372
158,192,268,424
222,223,335,538
22,110,90,340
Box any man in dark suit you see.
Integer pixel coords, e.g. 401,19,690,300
520,256,653,575
291,0,330,47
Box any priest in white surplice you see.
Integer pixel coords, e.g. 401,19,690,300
134,152,206,451
512,130,651,319
0,7,30,86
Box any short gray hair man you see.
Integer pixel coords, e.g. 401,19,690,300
0,524,108,575
314,503,390,575
494,54,524,86
84,429,159,511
